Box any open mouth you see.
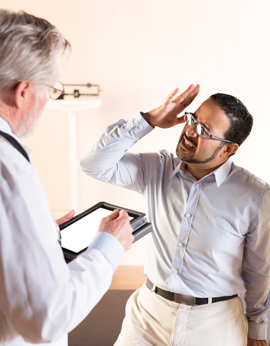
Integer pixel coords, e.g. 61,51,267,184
181,135,196,150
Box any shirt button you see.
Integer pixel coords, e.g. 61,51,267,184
186,213,191,218
178,242,184,247
195,183,199,187
133,118,138,124
137,125,143,130
173,268,178,274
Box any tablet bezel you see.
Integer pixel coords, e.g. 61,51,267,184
59,201,146,259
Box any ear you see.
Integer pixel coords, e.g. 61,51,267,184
14,81,31,108
220,143,239,158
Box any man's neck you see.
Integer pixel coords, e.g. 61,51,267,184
185,159,228,180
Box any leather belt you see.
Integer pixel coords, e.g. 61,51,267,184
146,279,238,306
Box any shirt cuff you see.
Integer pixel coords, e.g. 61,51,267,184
248,320,268,340
123,113,154,139
86,232,124,272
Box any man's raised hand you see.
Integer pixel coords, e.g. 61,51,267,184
143,84,200,129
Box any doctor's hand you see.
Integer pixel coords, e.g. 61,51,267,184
98,209,134,251
142,84,200,129
55,210,75,226
247,338,268,346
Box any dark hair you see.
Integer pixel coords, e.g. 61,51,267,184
210,93,253,146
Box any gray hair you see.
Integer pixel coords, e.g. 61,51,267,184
0,9,71,95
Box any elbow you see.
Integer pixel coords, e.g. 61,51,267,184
78,152,95,173
20,318,67,344
11,308,69,344
78,154,85,170
78,154,105,176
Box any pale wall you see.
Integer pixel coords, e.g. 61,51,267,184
2,0,270,265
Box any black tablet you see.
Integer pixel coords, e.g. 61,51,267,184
59,201,152,262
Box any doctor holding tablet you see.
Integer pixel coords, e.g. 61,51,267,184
0,10,133,346
59,201,151,262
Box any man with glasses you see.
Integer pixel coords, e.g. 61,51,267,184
79,85,270,346
0,9,134,346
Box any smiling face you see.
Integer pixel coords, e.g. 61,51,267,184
176,98,233,179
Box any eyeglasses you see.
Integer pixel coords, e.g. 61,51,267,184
47,81,64,100
184,112,233,144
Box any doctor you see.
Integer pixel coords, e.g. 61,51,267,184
0,9,134,346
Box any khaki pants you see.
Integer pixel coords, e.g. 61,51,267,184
114,283,248,346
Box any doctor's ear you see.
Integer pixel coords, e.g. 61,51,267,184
13,81,31,108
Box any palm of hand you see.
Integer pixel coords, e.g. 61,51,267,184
153,100,187,128
145,84,200,129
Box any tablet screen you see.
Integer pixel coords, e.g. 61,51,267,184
60,207,134,253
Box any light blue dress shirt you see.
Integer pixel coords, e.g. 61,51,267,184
79,113,270,340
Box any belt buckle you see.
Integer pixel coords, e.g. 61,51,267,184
151,284,157,293
174,293,196,306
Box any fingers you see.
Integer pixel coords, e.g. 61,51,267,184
117,210,134,251
174,84,200,105
113,210,130,229
55,209,75,226
98,208,134,252
181,84,200,107
163,84,199,114
118,209,129,219
176,114,186,125
172,84,195,103
105,209,120,222
164,88,179,106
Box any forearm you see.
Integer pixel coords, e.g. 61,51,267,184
245,295,269,340
1,225,118,343
243,188,270,340
0,176,119,343
1,228,114,343
244,271,269,339
79,114,153,175
79,84,200,176
244,257,270,340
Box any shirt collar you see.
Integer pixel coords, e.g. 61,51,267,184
171,158,232,187
213,159,232,187
0,116,12,134
0,116,32,160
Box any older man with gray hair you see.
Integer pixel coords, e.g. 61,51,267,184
0,9,134,346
